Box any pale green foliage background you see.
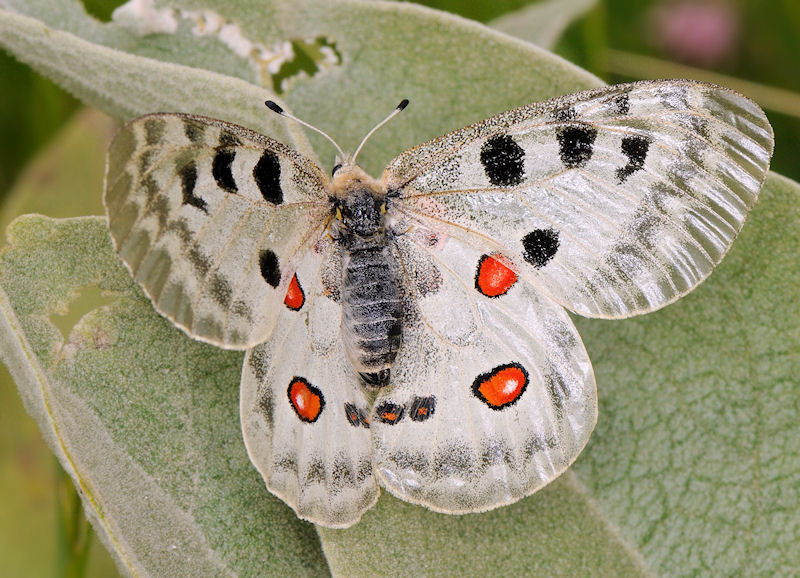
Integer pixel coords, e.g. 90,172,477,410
0,0,798,576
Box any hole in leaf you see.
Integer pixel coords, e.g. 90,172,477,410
81,0,126,22
50,285,115,341
272,37,340,94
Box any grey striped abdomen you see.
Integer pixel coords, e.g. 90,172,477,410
341,243,402,386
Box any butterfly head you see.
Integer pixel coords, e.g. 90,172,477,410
331,164,387,239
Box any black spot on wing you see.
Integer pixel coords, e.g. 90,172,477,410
259,249,281,287
480,134,525,186
553,107,577,121
557,125,597,168
212,149,238,193
616,135,650,183
253,150,283,204
218,131,241,147
409,396,436,422
344,402,370,428
612,93,630,115
375,401,404,425
522,228,560,268
178,160,207,212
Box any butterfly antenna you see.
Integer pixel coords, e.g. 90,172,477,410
265,100,346,160
352,99,410,164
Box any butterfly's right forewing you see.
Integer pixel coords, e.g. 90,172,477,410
104,113,332,349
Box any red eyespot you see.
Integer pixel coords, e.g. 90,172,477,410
287,377,324,422
375,401,404,425
284,273,305,310
475,254,517,297
472,363,529,409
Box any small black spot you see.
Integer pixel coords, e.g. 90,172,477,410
375,401,404,425
144,117,165,145
355,458,373,484
612,93,630,115
522,228,560,268
344,402,370,428
218,131,241,148
275,454,298,474
557,125,597,168
616,135,650,182
253,150,283,204
409,396,436,422
259,249,281,288
360,369,391,388
212,149,238,193
480,134,525,186
178,160,207,212
553,107,577,121
184,121,204,144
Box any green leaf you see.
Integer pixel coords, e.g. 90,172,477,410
0,216,328,575
0,2,600,174
573,173,800,576
489,0,598,49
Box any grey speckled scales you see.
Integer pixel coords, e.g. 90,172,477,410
104,113,332,348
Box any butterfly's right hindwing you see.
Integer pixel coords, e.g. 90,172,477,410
104,113,332,349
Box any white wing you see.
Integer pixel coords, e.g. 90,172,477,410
372,226,596,512
240,237,379,528
384,80,773,318
104,113,332,348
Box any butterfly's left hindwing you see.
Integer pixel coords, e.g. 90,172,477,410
104,113,332,349
240,237,379,528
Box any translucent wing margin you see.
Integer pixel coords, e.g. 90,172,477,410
104,113,332,348
384,80,773,318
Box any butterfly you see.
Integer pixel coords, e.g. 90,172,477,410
103,79,773,528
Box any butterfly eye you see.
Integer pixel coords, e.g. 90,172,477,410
332,163,342,176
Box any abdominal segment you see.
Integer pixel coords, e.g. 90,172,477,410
341,244,402,387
